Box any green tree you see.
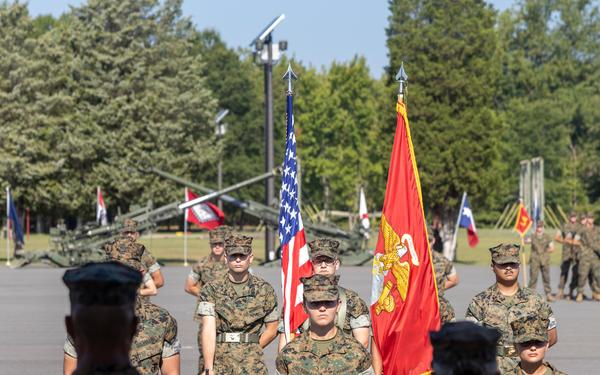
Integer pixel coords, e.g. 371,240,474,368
296,57,384,211
386,0,505,228
0,2,71,224
45,0,218,218
497,0,600,211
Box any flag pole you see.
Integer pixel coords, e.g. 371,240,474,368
449,192,466,260
96,186,99,223
6,186,11,266
520,234,527,286
183,187,189,267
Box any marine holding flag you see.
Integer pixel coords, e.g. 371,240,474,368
370,64,440,374
279,64,312,345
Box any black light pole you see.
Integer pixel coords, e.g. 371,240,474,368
215,109,229,211
264,34,275,261
252,14,286,262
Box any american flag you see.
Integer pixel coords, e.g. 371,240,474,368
279,74,312,343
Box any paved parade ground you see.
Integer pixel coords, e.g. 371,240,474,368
1,264,598,374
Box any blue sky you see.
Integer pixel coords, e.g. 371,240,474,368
27,0,515,78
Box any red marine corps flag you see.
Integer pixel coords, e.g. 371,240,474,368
370,64,440,374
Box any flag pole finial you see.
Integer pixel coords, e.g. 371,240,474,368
395,62,408,101
282,63,298,94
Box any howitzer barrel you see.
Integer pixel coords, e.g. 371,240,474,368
148,167,248,208
178,169,279,210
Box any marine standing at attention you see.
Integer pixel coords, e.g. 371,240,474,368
509,315,566,375
465,244,557,374
554,212,580,300
198,233,279,375
276,274,374,374
528,221,555,302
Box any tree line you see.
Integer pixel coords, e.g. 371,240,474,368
0,0,599,231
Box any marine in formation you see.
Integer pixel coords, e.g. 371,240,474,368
509,315,566,375
528,221,555,302
465,243,557,374
275,274,374,374
197,233,279,375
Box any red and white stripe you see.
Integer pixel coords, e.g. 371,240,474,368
281,218,312,342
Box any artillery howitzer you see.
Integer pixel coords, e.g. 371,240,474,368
145,167,373,266
12,171,277,268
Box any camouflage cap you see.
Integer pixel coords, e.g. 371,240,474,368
209,225,231,245
430,321,500,369
569,211,577,217
121,218,138,234
225,233,253,256
63,261,141,307
301,274,340,302
511,314,548,344
308,238,340,260
536,220,544,228
489,243,520,264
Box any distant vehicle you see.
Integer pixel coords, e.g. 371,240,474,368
12,171,277,268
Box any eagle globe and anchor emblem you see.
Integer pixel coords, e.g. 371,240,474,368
371,214,421,315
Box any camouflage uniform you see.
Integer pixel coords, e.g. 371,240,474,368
141,246,161,276
528,232,553,295
558,221,580,295
131,302,180,375
276,330,373,374
465,244,557,374
432,251,456,323
509,315,567,375
189,226,230,373
197,234,278,375
276,274,374,375
577,225,600,296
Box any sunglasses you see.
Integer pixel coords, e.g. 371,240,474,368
227,253,250,261
312,257,336,266
306,300,338,309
